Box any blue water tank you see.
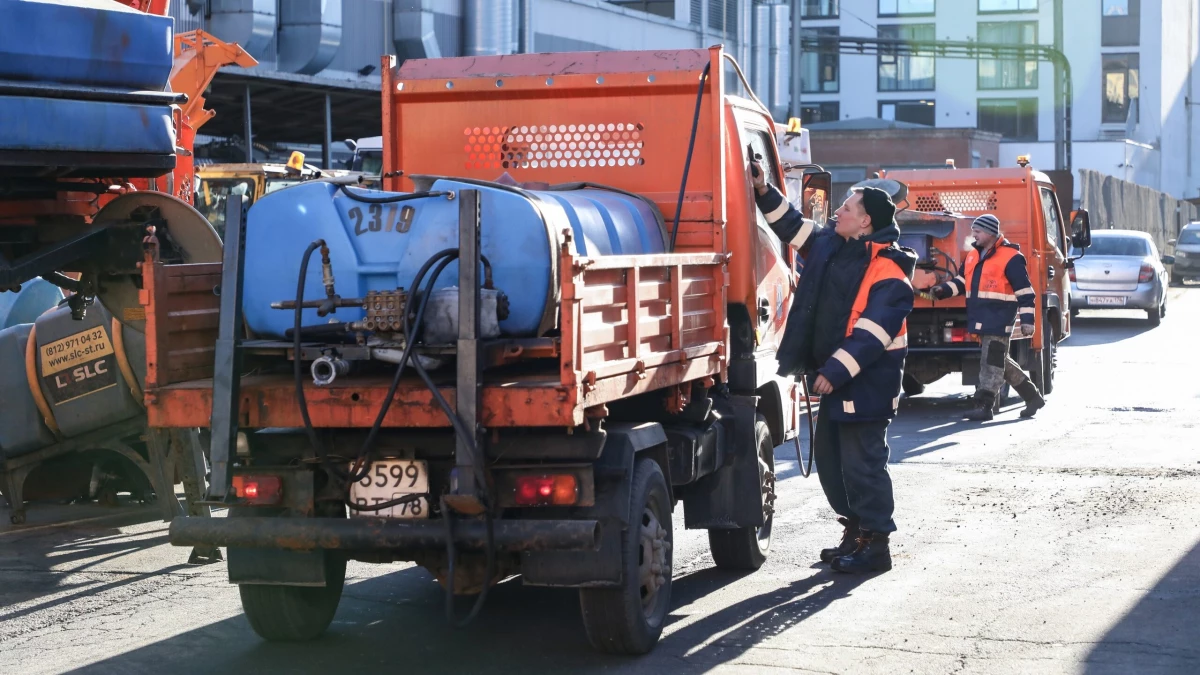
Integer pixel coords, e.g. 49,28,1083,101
0,280,63,329
242,179,667,339
0,0,174,91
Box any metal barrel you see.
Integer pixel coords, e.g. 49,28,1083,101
169,516,601,552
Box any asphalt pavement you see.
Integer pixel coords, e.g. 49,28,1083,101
1,287,1198,674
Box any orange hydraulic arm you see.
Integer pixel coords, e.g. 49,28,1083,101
171,30,258,133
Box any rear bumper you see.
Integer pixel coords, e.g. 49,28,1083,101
169,516,600,553
1172,259,1200,276
1070,281,1159,310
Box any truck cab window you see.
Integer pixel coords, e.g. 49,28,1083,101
1038,186,1064,255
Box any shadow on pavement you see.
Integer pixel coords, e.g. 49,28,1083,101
1064,315,1156,347
64,558,864,674
1083,538,1200,674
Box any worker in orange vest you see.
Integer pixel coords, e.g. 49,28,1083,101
752,160,915,574
925,214,1045,421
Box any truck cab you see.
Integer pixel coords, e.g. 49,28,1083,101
880,160,1091,397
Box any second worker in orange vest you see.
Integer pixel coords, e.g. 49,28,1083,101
927,214,1046,421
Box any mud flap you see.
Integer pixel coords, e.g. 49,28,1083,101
681,394,764,529
520,423,666,589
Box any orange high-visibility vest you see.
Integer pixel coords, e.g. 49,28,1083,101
962,237,1021,303
845,242,910,350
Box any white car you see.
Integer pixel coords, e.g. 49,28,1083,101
1070,230,1173,326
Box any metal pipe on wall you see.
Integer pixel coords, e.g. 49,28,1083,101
769,3,791,120
243,84,252,163
752,4,772,102
463,0,517,57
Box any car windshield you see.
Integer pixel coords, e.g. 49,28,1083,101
1180,228,1200,245
1077,235,1150,257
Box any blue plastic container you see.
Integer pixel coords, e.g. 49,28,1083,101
0,0,174,91
0,96,175,154
0,279,63,329
242,179,667,339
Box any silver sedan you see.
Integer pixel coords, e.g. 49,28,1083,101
1069,230,1172,327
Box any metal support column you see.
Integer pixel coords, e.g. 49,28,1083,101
1053,0,1065,172
323,93,333,170
448,189,484,513
243,84,253,163
790,0,802,119
207,197,248,500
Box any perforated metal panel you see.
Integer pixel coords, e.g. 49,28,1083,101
912,190,999,214
463,122,646,170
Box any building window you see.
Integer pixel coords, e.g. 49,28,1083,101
801,0,839,18
878,24,935,91
978,0,1038,11
608,1,675,19
1102,0,1139,46
1102,53,1139,124
879,0,935,16
977,22,1037,89
879,100,936,126
801,28,840,93
978,98,1038,141
800,102,840,124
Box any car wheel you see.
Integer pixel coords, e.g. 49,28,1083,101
1147,302,1162,327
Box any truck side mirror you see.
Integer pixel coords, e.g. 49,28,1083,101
1070,209,1091,250
802,171,832,227
1168,238,1178,246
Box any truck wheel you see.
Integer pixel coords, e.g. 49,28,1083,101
707,415,774,570
1040,316,1057,395
233,509,347,642
902,373,926,397
579,458,673,655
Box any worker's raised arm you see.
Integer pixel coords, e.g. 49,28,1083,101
817,273,914,390
750,160,819,253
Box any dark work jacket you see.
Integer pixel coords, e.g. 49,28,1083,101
755,185,917,422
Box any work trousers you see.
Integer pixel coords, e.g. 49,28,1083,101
978,334,1028,396
814,413,896,534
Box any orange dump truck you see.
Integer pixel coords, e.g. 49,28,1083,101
871,161,1091,399
153,48,831,653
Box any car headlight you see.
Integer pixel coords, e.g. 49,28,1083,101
1178,251,1189,259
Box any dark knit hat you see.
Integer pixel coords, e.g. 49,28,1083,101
859,186,896,232
972,213,1001,236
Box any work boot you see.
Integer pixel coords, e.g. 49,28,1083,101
819,517,860,563
831,531,892,574
1015,379,1045,418
963,390,996,421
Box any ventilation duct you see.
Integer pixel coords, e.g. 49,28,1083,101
207,0,275,59
463,0,516,57
394,0,446,61
769,3,790,120
278,0,342,75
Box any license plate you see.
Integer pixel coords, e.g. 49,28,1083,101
349,460,429,518
1087,296,1127,306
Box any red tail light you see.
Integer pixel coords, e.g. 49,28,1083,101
1068,267,1076,282
232,474,283,505
943,327,969,343
514,475,579,506
1138,264,1154,283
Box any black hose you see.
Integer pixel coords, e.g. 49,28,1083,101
345,252,457,491
337,185,454,204
293,241,347,480
441,496,495,628
793,378,816,478
669,61,711,252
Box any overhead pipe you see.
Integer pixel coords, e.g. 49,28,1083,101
277,0,343,75
207,0,275,60
463,0,517,57
393,0,449,60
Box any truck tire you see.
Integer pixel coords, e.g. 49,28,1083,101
579,458,673,655
707,415,774,570
233,509,347,642
902,373,926,397
1030,315,1056,395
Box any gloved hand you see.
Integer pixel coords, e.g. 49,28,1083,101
1020,322,1036,337
929,285,950,300
749,159,767,195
